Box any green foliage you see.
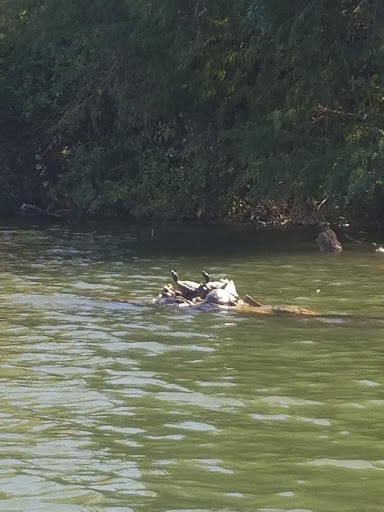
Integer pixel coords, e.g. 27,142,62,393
1,0,384,222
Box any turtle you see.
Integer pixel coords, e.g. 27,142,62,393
201,271,227,289
200,270,232,297
171,270,202,299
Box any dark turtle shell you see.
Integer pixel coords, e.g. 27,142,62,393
171,270,201,299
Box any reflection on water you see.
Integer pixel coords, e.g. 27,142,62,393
0,221,384,511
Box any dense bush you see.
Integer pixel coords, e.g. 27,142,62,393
1,0,384,224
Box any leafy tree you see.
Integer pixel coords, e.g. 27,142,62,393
1,0,384,224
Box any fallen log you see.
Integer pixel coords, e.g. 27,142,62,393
20,203,63,219
150,283,319,316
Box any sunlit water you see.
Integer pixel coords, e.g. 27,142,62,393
0,221,384,512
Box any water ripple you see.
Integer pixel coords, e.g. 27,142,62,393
1,225,384,511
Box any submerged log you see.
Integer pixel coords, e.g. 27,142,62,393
20,203,63,219
316,225,343,252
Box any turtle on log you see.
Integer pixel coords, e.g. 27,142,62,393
200,270,228,297
171,270,202,300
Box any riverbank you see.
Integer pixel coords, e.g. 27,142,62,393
10,198,376,243
2,2,384,238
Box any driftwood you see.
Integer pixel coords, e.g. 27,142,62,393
316,225,343,252
20,203,63,219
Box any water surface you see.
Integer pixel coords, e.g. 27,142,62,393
0,221,383,512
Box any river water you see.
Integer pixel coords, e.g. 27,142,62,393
0,221,383,512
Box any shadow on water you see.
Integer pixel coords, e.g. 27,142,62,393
130,223,323,257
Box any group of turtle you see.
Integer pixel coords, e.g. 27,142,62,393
154,269,320,316
156,270,259,307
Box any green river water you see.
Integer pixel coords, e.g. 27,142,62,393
0,221,383,512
